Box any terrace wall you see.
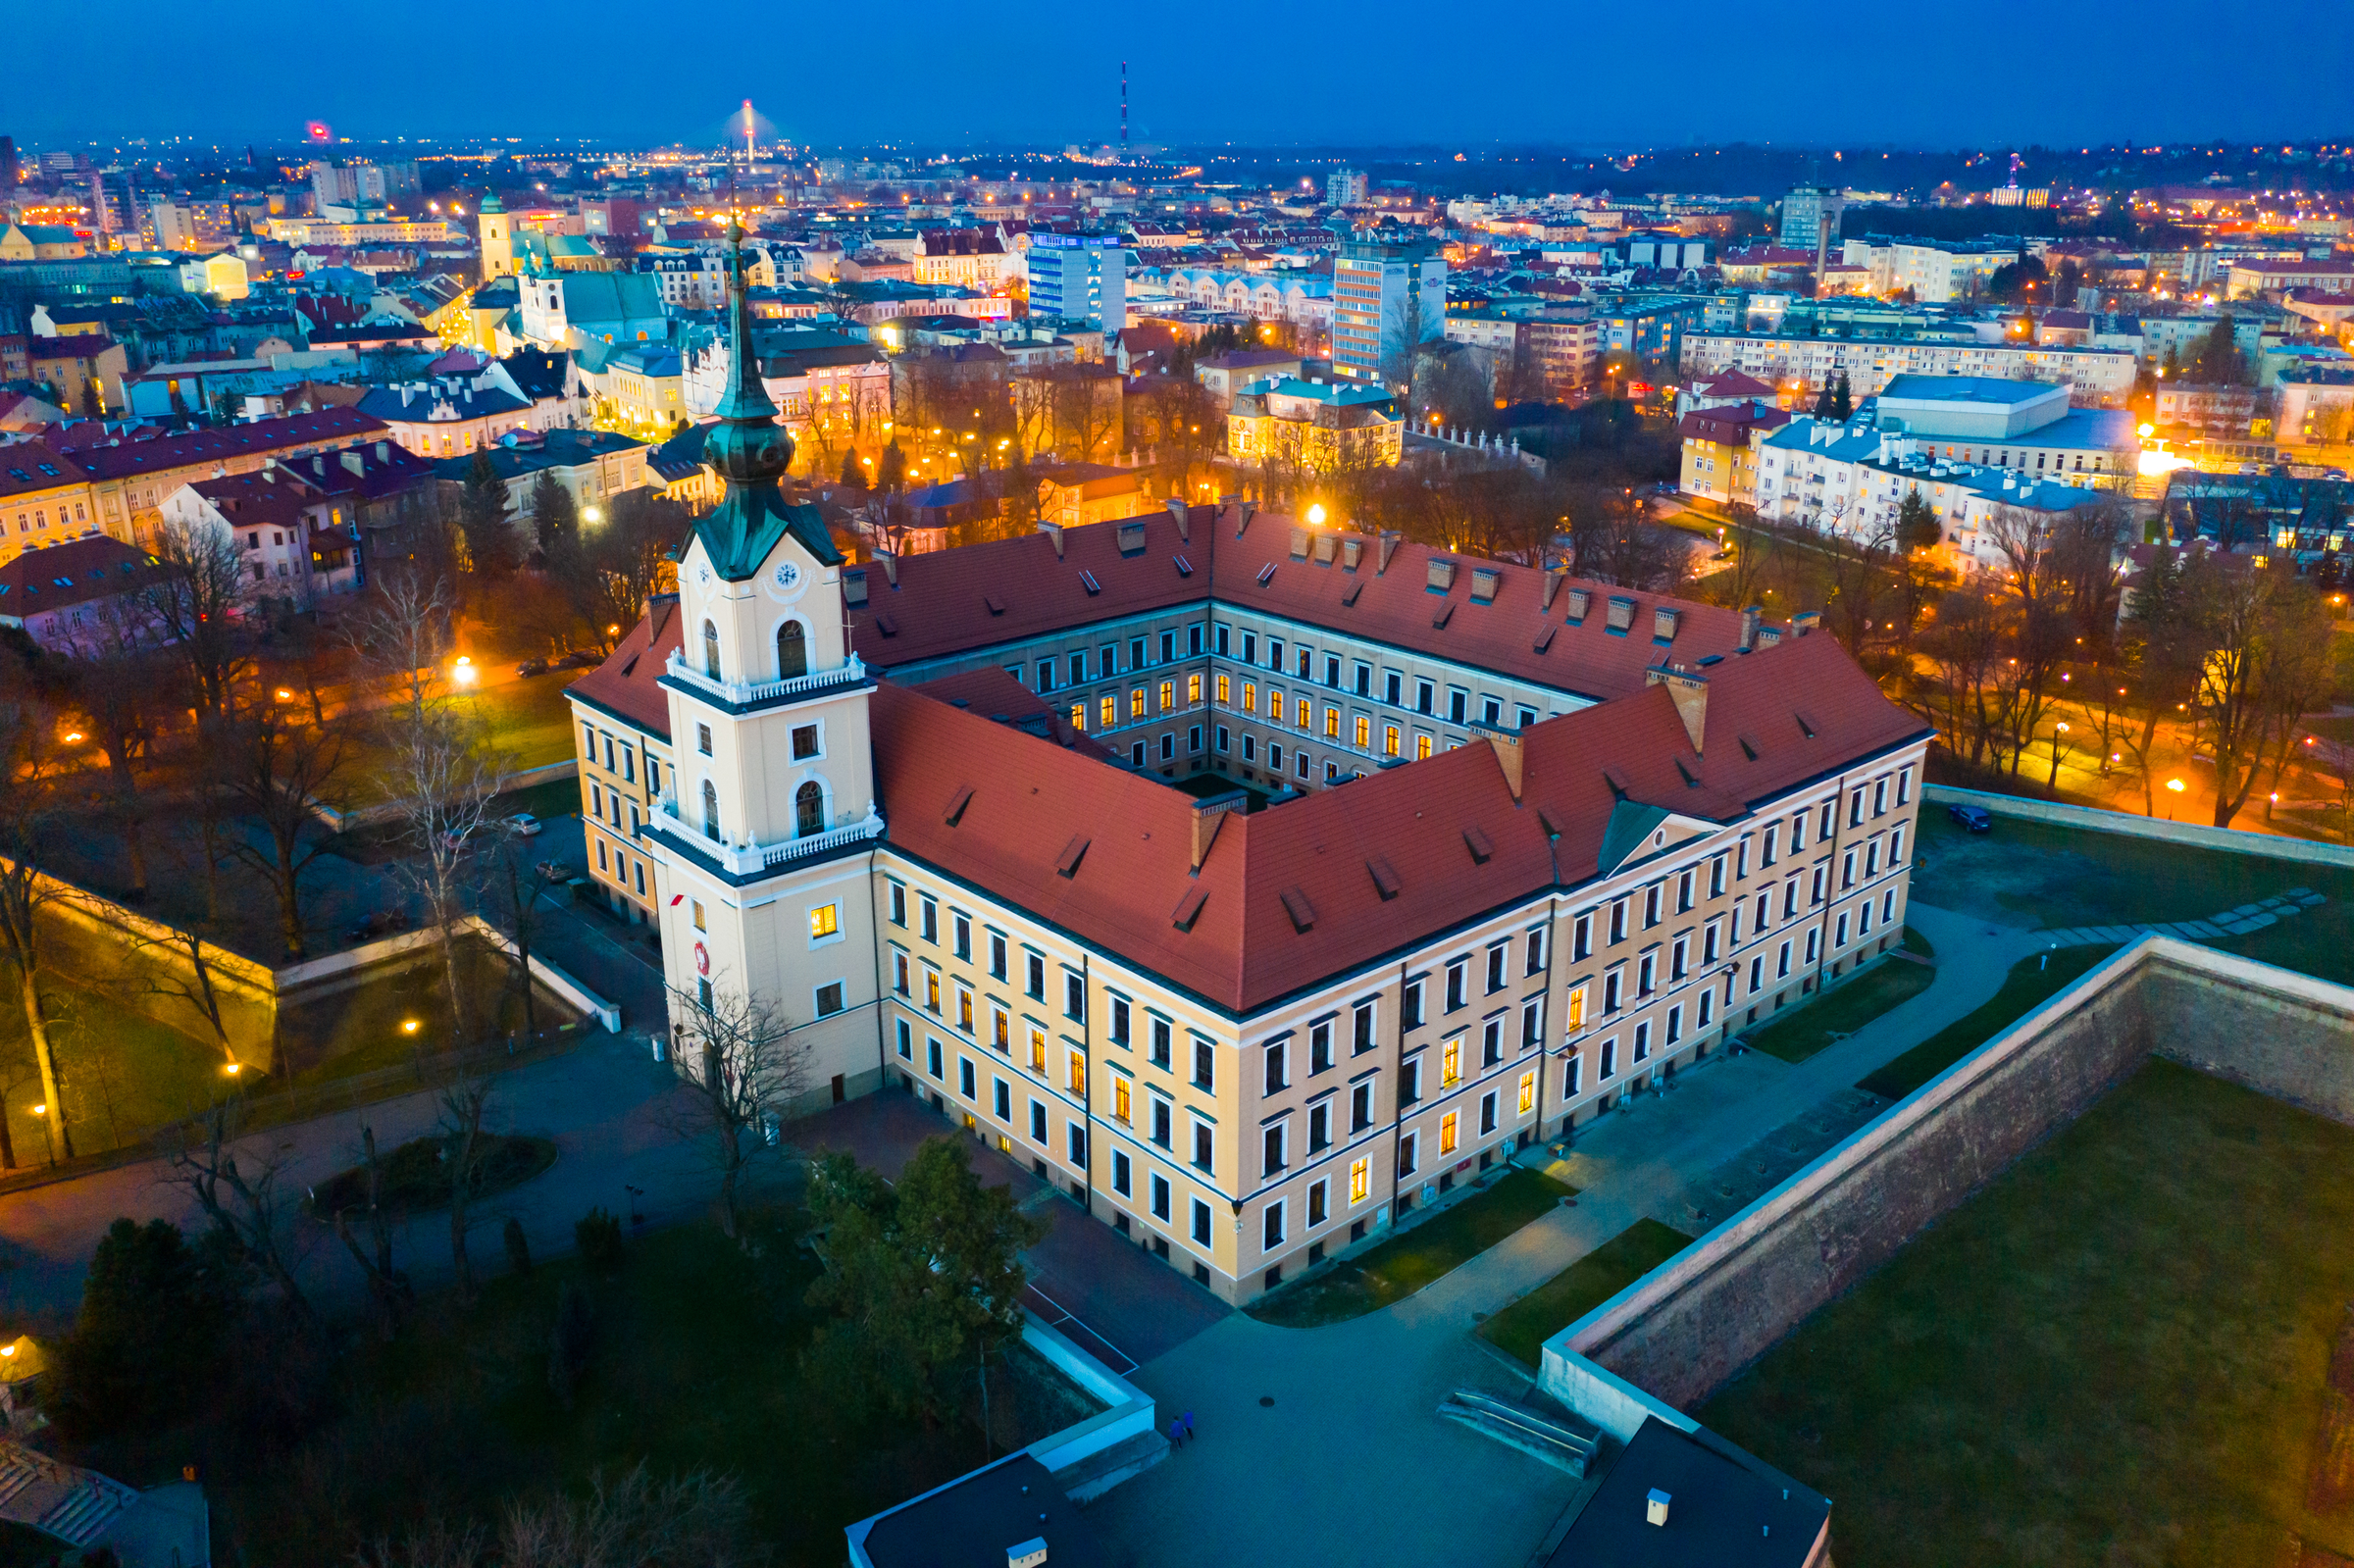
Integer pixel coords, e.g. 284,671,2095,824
1541,938,2354,1431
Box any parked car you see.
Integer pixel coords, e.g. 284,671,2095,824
516,658,549,678
509,812,543,836
554,649,600,669
1947,803,1993,833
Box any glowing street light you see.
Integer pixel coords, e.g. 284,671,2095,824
402,1019,421,1035
451,655,478,687
1305,503,1327,527
2166,779,2186,793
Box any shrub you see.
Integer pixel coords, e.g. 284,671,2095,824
503,1217,533,1277
547,1283,594,1409
46,1218,238,1441
575,1206,624,1274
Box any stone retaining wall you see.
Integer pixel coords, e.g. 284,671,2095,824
1925,784,2354,871
1540,937,2354,1430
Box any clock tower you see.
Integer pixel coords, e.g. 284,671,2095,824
644,222,884,1107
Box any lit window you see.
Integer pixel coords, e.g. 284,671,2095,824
1130,687,1146,719
1518,1071,1536,1115
1355,715,1370,747
1029,1027,1048,1072
1159,680,1175,711
1113,1077,1131,1123
1068,1050,1087,1095
1384,725,1401,756
1071,703,1086,732
1243,682,1257,714
1216,674,1231,704
691,900,706,932
1416,734,1433,760
1440,1110,1459,1156
1188,673,1203,703
1349,1157,1369,1204
1441,1037,1461,1087
1100,694,1115,728
809,903,839,938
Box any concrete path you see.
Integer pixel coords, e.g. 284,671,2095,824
2036,885,2327,947
1086,902,2054,1567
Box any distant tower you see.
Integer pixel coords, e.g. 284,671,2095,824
1120,62,1128,154
479,190,514,280
742,99,756,166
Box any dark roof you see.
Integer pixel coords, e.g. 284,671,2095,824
0,534,166,615
26,335,120,363
1544,1417,1829,1568
0,442,88,498
847,1453,1101,1568
1678,405,1790,444
60,409,388,481
355,381,531,423
431,429,645,483
498,348,570,400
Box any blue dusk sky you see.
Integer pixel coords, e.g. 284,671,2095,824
20,0,2354,150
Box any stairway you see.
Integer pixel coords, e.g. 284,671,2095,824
0,1440,136,1546
1436,1390,1600,1477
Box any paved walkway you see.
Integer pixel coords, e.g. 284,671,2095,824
2036,885,2327,947
1087,902,2051,1567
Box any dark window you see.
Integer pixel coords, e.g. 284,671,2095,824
1353,1001,1376,1054
702,619,721,679
1151,1017,1173,1068
1193,1040,1215,1090
1352,1082,1373,1131
1310,1021,1333,1074
776,619,806,679
1308,1103,1330,1151
1445,961,1467,1013
1193,1122,1213,1172
1152,1098,1172,1147
794,781,823,836
1403,980,1425,1030
1026,953,1045,999
1063,972,1085,1022
816,983,844,1016
1264,1040,1287,1095
791,724,819,760
1401,1058,1422,1106
1030,1101,1047,1141
1110,996,1131,1045
1486,944,1507,993
953,915,971,959
700,781,719,839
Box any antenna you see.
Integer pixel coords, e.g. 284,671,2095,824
1121,61,1129,153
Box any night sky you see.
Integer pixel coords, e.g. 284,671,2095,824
20,0,2354,151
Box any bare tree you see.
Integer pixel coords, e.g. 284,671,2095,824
665,986,810,1245
384,707,507,1045
342,566,459,730
331,1122,413,1340
0,698,71,1166
141,513,251,730
216,690,351,959
484,836,567,1048
356,1463,755,1568
163,1100,315,1323
126,920,247,1071
437,1064,497,1305
69,621,178,903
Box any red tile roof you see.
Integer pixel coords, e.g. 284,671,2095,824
0,442,89,499
0,534,167,617
874,628,1922,1014
567,595,683,734
850,504,1755,705
60,409,389,481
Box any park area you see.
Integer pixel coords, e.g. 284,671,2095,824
1700,1058,2354,1566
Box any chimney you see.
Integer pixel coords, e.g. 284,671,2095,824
1289,526,1309,560
1478,725,1524,800
1739,604,1762,650
341,450,365,478
1008,1541,1048,1568
1235,499,1256,537
1188,790,1244,871
877,548,899,586
1606,594,1637,632
1653,606,1679,642
1565,587,1591,622
1646,1490,1671,1529
1426,557,1456,593
1377,530,1402,574
1165,497,1190,540
1038,521,1064,559
1794,609,1822,635
1540,566,1565,612
1647,665,1710,753
376,440,389,463
1340,535,1361,571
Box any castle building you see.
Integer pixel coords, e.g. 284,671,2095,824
569,232,1930,1305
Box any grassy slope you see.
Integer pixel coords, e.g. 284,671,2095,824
1478,1219,1693,1366
1857,945,2120,1100
1744,956,1936,1064
1702,1059,2354,1566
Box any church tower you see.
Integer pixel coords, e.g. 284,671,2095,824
645,222,884,1108
478,190,514,281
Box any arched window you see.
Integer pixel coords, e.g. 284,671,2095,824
700,780,719,840
777,619,806,681
702,620,721,680
795,781,824,838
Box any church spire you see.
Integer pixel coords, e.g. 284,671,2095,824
692,218,840,581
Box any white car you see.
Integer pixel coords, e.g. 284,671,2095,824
510,813,543,836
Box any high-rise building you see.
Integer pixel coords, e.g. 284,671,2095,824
1025,233,1126,330
1326,168,1368,208
147,200,196,251
1779,184,1843,253
1331,232,1446,383
0,139,16,190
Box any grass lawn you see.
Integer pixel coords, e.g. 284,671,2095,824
453,676,579,770
1856,945,2119,1101
1478,1219,1693,1367
92,1206,1093,1568
0,978,232,1165
1248,1167,1574,1328
1701,1059,2354,1566
1744,952,1935,1064
275,937,577,1081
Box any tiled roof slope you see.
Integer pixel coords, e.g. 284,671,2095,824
568,596,683,734
849,504,1753,703
874,630,1925,1015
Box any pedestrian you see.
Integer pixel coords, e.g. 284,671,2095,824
1168,1416,1184,1449
1180,1410,1195,1442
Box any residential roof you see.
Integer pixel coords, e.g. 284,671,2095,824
847,1453,1102,1568
355,381,532,423
432,428,646,483
55,408,389,481
0,533,167,616
26,335,120,363
1678,404,1790,444
185,471,326,531
1876,374,2063,406
1689,369,1774,400
0,442,89,498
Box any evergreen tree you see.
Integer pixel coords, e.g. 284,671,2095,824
838,450,862,490
458,451,522,580
876,439,906,496
1830,372,1853,422
1812,380,1836,419
1895,487,1941,552
528,469,578,555
2186,315,2249,386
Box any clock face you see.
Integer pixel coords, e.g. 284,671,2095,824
697,564,713,586
765,555,808,604
774,562,800,589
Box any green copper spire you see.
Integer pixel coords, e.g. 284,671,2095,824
694,219,840,580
